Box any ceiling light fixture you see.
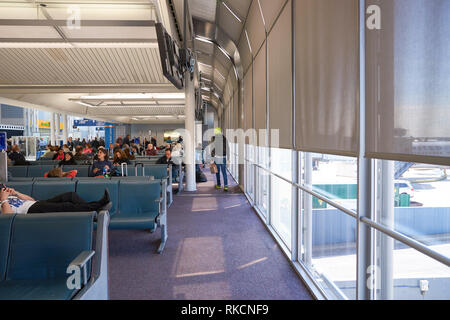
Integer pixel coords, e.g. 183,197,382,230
78,93,185,100
75,101,95,108
195,36,214,44
218,45,232,61
222,1,242,23
245,30,252,53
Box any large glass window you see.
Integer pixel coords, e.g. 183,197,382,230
374,232,450,300
375,160,450,257
270,148,293,249
256,146,269,217
309,154,358,212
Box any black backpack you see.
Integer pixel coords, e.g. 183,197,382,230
196,170,207,183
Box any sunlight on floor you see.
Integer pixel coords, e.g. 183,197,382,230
173,237,226,278
191,197,218,212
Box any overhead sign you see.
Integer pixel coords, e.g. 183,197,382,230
73,119,106,127
0,132,6,151
38,121,63,129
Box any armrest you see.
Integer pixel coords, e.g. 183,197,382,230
154,197,164,204
69,250,95,287
69,250,95,269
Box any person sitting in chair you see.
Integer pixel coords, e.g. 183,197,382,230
156,148,174,165
0,186,111,215
44,167,78,178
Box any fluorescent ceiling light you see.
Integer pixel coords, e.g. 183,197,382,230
195,36,214,44
213,92,221,99
257,0,266,27
222,1,242,23
0,42,158,49
201,87,211,91
79,93,185,100
245,29,252,53
198,62,213,69
75,101,95,108
218,45,231,61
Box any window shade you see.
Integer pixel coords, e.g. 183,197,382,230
244,66,253,132
295,0,359,156
268,1,292,149
233,91,239,130
366,0,450,165
254,41,267,132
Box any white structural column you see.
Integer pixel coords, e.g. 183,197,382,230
55,113,61,146
62,114,68,144
184,73,197,192
195,121,203,147
50,112,56,146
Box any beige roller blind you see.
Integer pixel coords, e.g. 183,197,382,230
254,41,267,132
268,1,292,149
244,65,253,132
233,91,240,130
366,0,450,165
295,0,359,156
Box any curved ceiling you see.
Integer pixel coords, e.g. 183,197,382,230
187,0,253,109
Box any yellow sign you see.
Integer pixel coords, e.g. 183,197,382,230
38,120,63,130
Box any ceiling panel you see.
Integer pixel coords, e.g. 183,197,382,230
189,0,217,22
217,4,243,43
0,26,61,38
0,47,167,85
245,0,266,56
61,26,157,39
224,0,252,20
259,0,287,32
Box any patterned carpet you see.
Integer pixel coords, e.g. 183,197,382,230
108,169,313,300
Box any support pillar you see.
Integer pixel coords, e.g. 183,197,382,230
55,113,61,146
184,72,197,192
50,112,56,146
62,114,68,145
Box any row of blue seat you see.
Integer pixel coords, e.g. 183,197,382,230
7,179,165,230
0,211,109,300
8,164,176,206
8,164,171,179
6,178,168,253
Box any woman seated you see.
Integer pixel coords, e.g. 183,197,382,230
90,148,115,177
44,167,78,178
0,186,111,215
52,148,65,161
146,143,158,156
113,149,130,167
131,145,140,157
58,152,77,166
123,148,135,161
73,145,89,161
41,145,57,159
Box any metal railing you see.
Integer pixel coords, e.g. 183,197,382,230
253,163,450,268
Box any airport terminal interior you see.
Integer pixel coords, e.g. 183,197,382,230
0,0,449,301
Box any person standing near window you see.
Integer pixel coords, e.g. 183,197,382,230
211,131,229,192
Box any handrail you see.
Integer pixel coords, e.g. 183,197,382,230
253,163,450,268
254,163,358,219
361,217,450,267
